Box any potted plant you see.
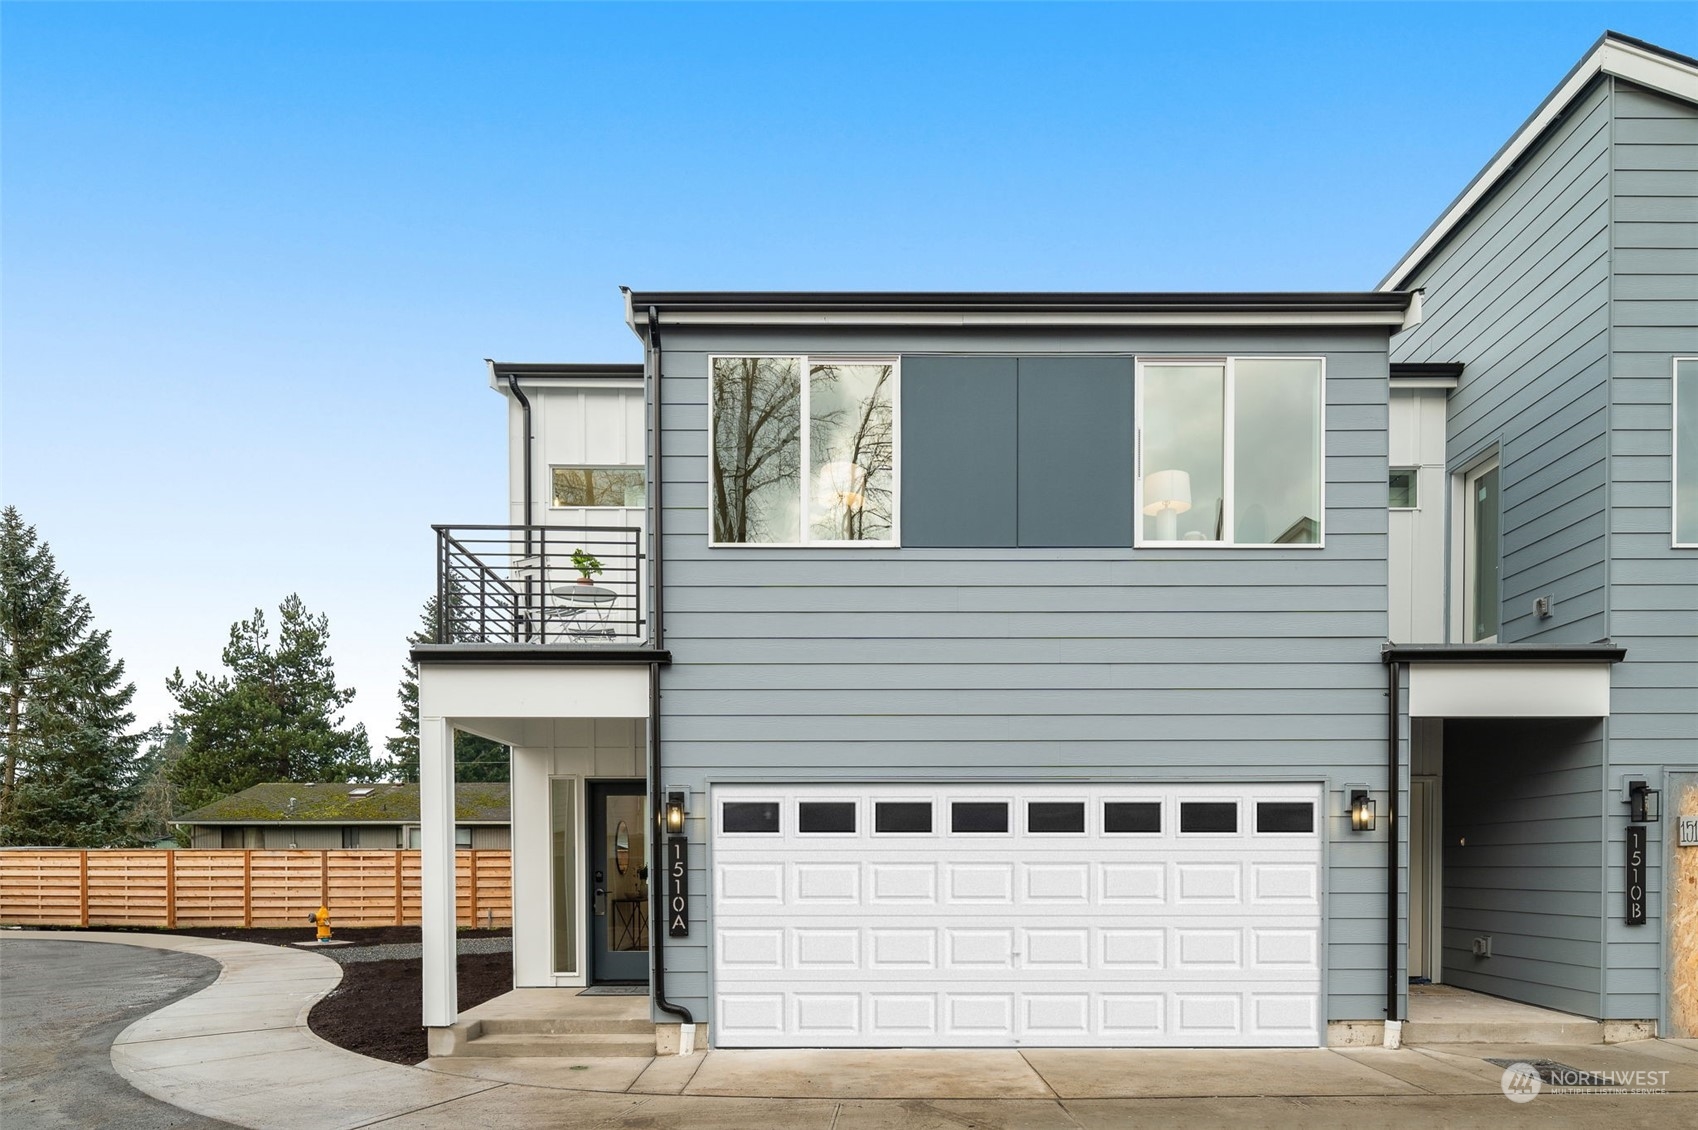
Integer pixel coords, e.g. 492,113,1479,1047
570,548,604,585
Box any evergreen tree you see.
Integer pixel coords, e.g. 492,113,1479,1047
0,507,141,846
129,719,188,845
386,594,508,783
168,594,375,811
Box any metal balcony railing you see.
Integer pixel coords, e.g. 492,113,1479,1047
432,525,646,645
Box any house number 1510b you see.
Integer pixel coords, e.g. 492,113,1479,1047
1626,825,1647,926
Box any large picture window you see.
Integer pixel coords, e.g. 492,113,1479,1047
710,355,897,545
1677,358,1696,547
1135,358,1323,546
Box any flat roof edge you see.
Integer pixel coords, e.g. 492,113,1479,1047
1382,642,1627,664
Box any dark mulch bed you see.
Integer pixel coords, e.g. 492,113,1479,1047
25,925,513,1066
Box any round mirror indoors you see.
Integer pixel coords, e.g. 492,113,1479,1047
614,820,630,874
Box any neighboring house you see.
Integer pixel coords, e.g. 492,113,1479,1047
175,782,511,850
413,30,1697,1053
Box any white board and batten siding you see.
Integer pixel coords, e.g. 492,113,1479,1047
712,783,1325,1048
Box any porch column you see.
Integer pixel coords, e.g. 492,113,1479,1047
420,714,457,1027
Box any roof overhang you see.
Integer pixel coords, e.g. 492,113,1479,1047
624,288,1418,332
1384,642,1626,719
1380,32,1698,291
1390,361,1463,390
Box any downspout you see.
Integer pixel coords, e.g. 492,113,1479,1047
1385,653,1402,1029
646,305,692,1027
506,374,533,556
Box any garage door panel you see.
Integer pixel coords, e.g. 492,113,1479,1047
714,783,1324,1048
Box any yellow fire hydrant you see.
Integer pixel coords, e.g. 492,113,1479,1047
309,904,332,943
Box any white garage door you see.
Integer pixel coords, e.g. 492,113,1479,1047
712,783,1323,1048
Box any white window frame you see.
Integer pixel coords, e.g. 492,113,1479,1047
707,354,902,548
1675,357,1697,549
1133,356,1327,549
1452,452,1501,644
549,465,646,510
1389,467,1420,511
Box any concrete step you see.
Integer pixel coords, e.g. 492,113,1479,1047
478,1016,654,1037
460,1032,657,1058
1403,1019,1605,1045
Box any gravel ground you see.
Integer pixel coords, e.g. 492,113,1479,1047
313,935,513,964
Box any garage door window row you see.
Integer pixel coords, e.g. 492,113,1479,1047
722,798,1314,837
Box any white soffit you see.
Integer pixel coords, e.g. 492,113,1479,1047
418,663,649,720
1406,662,1613,718
1381,35,1698,290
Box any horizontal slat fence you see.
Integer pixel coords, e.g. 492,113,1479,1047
0,850,511,929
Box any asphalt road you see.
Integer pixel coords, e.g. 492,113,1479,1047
0,937,232,1129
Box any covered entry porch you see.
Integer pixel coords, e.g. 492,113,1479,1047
415,653,660,1048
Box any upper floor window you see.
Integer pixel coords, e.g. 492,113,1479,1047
1389,469,1418,509
710,356,898,546
1461,455,1500,642
1677,358,1696,548
553,467,645,508
1135,358,1323,546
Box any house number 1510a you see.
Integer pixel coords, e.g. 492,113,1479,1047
667,836,689,937
1626,825,1647,926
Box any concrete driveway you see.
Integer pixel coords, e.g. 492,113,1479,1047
0,938,232,1129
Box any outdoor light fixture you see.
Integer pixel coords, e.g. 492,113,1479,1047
1627,780,1661,824
663,791,687,834
1349,789,1377,832
1141,469,1193,541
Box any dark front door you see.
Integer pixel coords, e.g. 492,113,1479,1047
589,781,649,983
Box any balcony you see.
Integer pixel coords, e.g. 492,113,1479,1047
432,525,646,645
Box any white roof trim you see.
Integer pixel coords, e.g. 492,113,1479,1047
1380,35,1698,291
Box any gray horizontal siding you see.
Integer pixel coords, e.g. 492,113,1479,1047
657,324,1393,1027
1608,80,1698,1022
1393,78,1613,645
1441,719,1604,1017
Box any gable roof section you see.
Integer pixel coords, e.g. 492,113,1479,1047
1380,31,1698,291
175,781,510,825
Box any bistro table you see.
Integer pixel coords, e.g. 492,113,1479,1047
548,583,618,638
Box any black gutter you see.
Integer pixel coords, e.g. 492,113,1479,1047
630,290,1414,315
505,375,534,558
1382,642,1626,663
1390,362,1464,381
411,645,670,665
490,362,644,380
1384,656,1401,1025
645,304,691,1027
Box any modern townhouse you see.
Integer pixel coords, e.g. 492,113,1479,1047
411,31,1696,1055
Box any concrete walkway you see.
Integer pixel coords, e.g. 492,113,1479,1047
6,930,1698,1128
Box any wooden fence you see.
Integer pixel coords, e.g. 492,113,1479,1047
0,849,511,929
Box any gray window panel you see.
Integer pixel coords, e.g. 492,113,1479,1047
875,801,932,833
1180,801,1237,833
798,801,856,833
1027,801,1085,833
951,801,1009,833
1104,802,1162,833
1017,357,1135,547
900,357,1018,548
723,801,781,833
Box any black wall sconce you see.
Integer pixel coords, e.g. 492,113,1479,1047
1349,788,1377,832
1627,780,1660,824
663,791,687,834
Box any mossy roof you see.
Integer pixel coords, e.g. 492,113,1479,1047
175,782,509,824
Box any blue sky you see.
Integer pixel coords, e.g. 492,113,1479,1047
3,2,1693,754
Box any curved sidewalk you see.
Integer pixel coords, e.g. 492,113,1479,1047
5,931,499,1130
8,930,1698,1129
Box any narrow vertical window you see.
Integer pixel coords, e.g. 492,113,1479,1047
711,357,802,544
1140,363,1225,542
1234,359,1321,545
809,362,895,542
1677,359,1697,546
1464,458,1501,642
